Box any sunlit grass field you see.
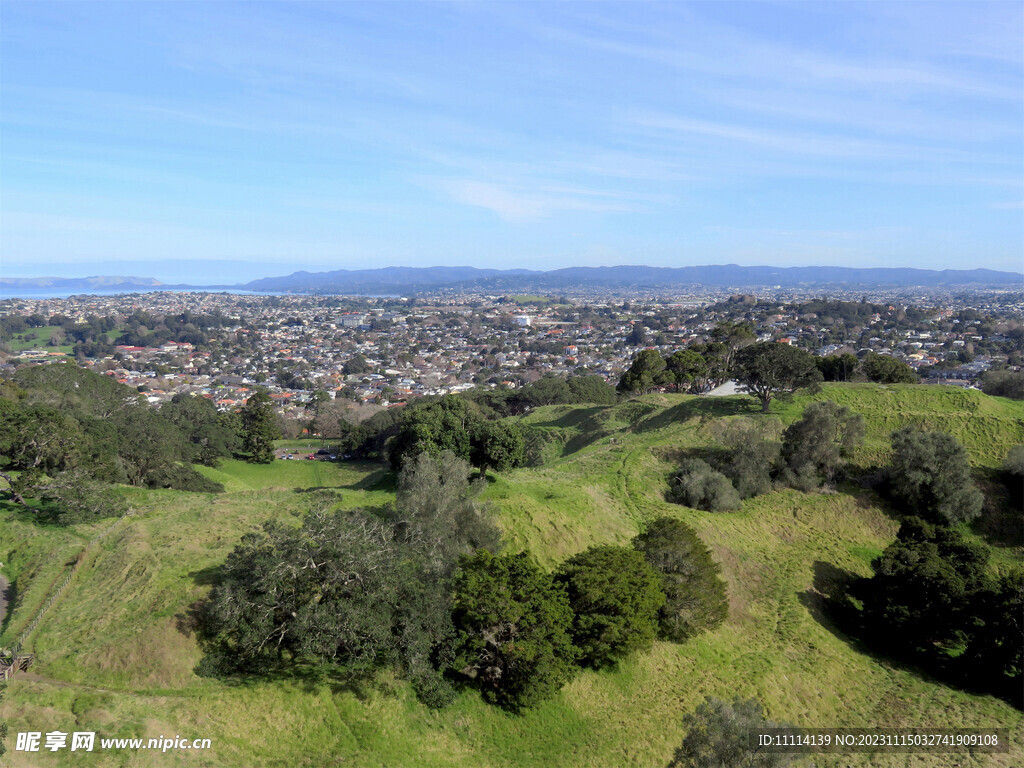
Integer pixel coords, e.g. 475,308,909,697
1,385,1022,767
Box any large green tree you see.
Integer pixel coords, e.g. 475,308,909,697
469,420,525,477
240,388,281,464
389,395,477,470
962,569,1023,697
710,321,756,372
449,551,578,710
617,349,670,395
392,451,501,571
554,545,665,668
887,427,983,525
981,369,1024,400
857,518,991,657
861,353,917,384
632,518,728,642
778,400,864,489
199,508,398,672
162,394,239,465
665,350,710,394
816,353,860,382
732,343,822,412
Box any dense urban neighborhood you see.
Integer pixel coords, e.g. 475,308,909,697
2,289,1022,427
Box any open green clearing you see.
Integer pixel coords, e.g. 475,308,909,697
4,326,75,354
1,384,1022,767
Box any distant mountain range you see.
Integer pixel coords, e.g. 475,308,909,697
239,264,1024,293
1,275,165,290
3,265,1022,296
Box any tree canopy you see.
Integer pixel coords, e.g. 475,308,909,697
240,388,281,464
449,551,578,710
732,343,822,412
887,426,983,525
554,545,665,668
857,518,991,657
669,696,793,768
778,400,864,489
668,459,741,513
617,349,670,395
861,353,917,384
632,518,728,642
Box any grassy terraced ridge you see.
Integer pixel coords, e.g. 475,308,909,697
1,384,1022,767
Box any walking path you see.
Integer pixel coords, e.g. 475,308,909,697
0,573,9,628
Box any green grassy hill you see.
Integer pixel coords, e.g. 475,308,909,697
2,385,1022,767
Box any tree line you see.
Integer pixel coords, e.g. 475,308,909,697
618,339,919,410
667,401,865,512
197,451,728,711
0,363,245,522
297,374,618,472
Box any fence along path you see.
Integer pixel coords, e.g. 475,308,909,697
0,511,130,679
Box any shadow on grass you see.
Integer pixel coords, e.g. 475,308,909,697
972,468,1023,548
0,495,70,527
178,590,381,700
799,560,1024,711
522,405,610,430
194,650,382,700
0,578,16,637
342,467,396,493
631,396,758,433
561,428,609,457
187,565,222,587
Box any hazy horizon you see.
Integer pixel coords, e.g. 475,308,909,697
2,1,1022,282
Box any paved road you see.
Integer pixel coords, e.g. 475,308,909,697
705,380,742,396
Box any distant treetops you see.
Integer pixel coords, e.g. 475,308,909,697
0,363,232,522
616,323,924,412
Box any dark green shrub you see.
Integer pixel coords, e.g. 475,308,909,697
887,427,983,524
555,545,666,668
633,518,728,642
668,459,741,512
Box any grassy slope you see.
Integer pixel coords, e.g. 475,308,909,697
1,385,1022,767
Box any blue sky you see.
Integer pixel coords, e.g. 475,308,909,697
1,1,1021,283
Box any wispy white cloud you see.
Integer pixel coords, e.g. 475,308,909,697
430,179,640,222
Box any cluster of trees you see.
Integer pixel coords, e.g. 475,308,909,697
668,401,865,512
0,309,235,358
851,518,1022,702
302,393,528,475
198,452,499,706
112,309,231,350
198,455,727,711
299,375,617,468
981,369,1024,400
0,364,231,523
464,374,617,416
885,427,984,525
816,352,917,383
783,423,1024,702
619,341,825,413
618,323,757,397
385,395,526,474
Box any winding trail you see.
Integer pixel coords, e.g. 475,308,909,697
0,573,9,629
